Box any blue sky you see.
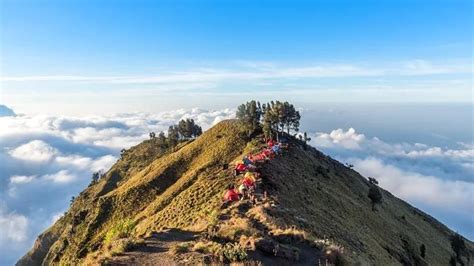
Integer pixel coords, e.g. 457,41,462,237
1,0,472,114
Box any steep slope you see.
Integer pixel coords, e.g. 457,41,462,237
18,119,473,265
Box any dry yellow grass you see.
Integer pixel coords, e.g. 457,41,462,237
18,119,474,266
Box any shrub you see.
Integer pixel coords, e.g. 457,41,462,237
368,185,383,211
169,242,191,255
104,219,136,244
219,243,247,262
192,241,221,254
217,218,256,241
109,238,144,256
420,244,426,258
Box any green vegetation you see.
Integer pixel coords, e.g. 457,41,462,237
169,242,191,255
219,243,248,262
104,219,136,244
236,100,263,136
236,100,301,139
367,177,383,211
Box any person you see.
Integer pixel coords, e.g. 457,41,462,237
262,148,274,160
267,138,275,148
272,144,281,155
279,137,289,149
249,153,264,163
238,183,248,199
234,161,247,176
242,175,256,190
242,156,253,166
244,171,257,182
223,185,240,202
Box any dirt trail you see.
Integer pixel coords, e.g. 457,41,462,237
105,229,200,266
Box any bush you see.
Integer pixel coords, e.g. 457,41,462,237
104,219,136,244
109,238,144,256
219,243,247,262
368,185,383,211
192,241,222,254
420,244,426,258
169,242,191,255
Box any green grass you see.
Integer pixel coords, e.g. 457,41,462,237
104,219,136,244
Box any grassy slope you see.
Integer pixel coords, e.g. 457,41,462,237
17,119,473,265
258,143,473,264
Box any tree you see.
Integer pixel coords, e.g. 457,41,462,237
149,132,156,139
261,101,301,140
262,103,278,139
303,132,311,148
368,184,383,211
167,125,180,147
368,177,379,185
91,171,100,183
178,119,202,139
236,100,262,136
192,123,202,137
157,131,166,144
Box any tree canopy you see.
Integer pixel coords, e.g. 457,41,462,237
236,100,301,139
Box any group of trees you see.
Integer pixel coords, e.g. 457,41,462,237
236,100,301,139
148,118,203,150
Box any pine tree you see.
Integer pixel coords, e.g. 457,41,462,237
236,100,262,136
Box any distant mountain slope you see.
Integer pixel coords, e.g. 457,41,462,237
17,119,473,265
0,105,16,116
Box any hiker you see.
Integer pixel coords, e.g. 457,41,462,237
262,148,274,160
242,156,253,166
267,138,275,148
244,171,258,182
271,144,281,155
242,176,256,190
279,137,289,150
223,184,240,202
238,183,248,199
238,176,256,200
249,153,265,163
234,161,247,176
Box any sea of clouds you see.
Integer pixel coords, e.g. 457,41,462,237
0,108,472,264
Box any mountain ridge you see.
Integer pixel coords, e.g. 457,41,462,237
18,119,474,265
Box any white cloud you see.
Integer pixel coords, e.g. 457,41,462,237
311,128,365,149
42,170,76,183
10,175,36,184
1,60,470,84
0,204,28,243
353,157,474,214
9,140,58,162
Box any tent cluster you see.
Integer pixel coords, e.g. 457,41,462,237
223,138,288,203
